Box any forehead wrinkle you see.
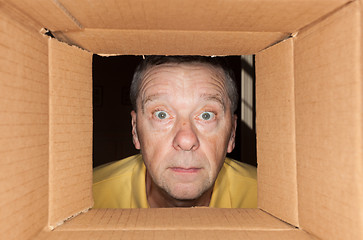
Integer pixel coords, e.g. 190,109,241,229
202,76,229,108
138,67,172,113
137,63,228,112
202,69,227,93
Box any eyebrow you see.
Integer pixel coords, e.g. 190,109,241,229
140,93,226,113
200,93,226,111
141,94,165,113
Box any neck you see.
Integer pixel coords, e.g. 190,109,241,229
146,171,213,208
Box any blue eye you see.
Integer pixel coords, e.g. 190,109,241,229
154,111,169,120
199,112,215,121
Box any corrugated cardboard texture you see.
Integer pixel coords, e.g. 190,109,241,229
58,0,346,32
1,1,362,240
0,0,44,32
5,0,350,55
56,30,287,55
255,39,298,226
33,229,314,240
0,7,49,240
5,0,81,31
56,208,293,231
49,39,93,227
50,0,349,55
295,1,363,240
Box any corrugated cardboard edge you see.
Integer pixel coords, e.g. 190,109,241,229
48,207,90,231
52,31,90,52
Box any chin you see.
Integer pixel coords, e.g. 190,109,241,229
167,184,209,201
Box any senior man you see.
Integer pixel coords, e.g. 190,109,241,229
93,56,257,208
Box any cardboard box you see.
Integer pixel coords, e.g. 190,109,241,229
0,0,362,239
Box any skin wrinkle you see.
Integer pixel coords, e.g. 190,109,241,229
131,62,237,208
138,63,228,113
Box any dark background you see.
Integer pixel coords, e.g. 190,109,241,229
92,55,256,168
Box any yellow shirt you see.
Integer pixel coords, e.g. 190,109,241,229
93,154,257,208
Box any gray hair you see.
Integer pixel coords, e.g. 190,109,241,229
130,56,239,114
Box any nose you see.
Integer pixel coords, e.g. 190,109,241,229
173,121,200,151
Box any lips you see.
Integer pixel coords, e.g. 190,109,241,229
170,167,201,173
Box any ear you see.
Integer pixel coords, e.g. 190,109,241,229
227,114,237,153
131,110,141,150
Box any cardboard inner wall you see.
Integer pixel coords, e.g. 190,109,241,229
6,0,81,31
255,38,298,226
45,230,310,239
7,0,350,55
0,6,49,240
49,39,93,227
34,229,313,240
57,0,347,32
55,30,287,56
50,0,350,55
55,208,293,231
294,2,363,239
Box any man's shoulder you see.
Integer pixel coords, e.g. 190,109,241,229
93,154,148,208
93,154,142,185
211,158,257,208
223,158,257,183
223,158,257,208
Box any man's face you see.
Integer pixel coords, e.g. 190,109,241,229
131,63,236,201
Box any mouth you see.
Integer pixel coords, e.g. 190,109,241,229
169,167,201,173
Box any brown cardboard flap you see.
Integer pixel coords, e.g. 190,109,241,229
58,0,346,32
5,0,81,31
49,39,93,228
55,208,293,231
255,38,299,226
295,1,363,240
6,0,350,55
53,29,288,55
34,229,314,240
0,8,49,240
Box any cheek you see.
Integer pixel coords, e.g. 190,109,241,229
201,127,231,164
202,122,231,149
137,119,170,161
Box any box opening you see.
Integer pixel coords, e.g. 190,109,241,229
92,55,257,169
